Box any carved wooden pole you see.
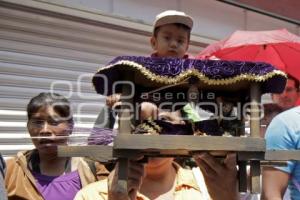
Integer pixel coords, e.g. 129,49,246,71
249,82,261,193
115,72,135,195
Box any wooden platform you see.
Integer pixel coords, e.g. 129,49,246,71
57,135,300,162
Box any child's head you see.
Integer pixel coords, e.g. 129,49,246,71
151,10,193,58
27,92,73,154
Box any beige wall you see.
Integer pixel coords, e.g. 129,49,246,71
34,0,299,40
236,0,300,21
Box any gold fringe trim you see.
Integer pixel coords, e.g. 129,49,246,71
97,60,287,86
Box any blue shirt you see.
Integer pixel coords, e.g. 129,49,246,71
265,106,300,199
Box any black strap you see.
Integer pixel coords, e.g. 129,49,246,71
29,150,40,173
29,150,70,174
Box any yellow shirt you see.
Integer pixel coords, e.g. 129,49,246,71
75,163,209,200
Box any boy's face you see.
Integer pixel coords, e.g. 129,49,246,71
151,24,189,58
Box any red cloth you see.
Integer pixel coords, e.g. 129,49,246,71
197,29,300,80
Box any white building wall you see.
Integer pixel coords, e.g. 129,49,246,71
0,0,208,155
38,0,299,39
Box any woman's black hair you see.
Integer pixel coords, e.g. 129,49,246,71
27,92,73,123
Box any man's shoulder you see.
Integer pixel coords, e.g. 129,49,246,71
279,106,300,117
75,180,108,200
272,106,300,125
83,179,107,191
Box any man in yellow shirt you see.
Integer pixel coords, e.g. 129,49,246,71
75,107,238,200
76,161,207,200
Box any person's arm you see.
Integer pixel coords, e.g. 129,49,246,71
108,159,145,200
106,94,121,108
262,167,289,200
262,114,296,199
193,152,239,200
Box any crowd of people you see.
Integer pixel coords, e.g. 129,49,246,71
1,9,299,200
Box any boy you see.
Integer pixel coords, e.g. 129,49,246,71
150,10,192,58
83,10,239,199
94,10,194,129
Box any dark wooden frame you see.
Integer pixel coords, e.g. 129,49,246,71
58,82,300,194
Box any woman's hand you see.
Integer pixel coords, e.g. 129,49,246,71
193,152,239,200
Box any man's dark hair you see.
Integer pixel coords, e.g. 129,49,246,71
153,23,191,41
263,103,283,117
27,92,73,122
288,74,300,91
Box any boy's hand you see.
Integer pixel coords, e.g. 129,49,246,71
106,94,121,108
108,158,145,200
193,152,239,200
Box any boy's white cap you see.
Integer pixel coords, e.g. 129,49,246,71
153,10,193,31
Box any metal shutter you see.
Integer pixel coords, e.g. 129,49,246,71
0,2,206,156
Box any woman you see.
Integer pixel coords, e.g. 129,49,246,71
5,92,108,200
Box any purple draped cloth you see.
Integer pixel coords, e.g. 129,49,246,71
89,56,287,140
93,56,287,96
88,127,117,145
